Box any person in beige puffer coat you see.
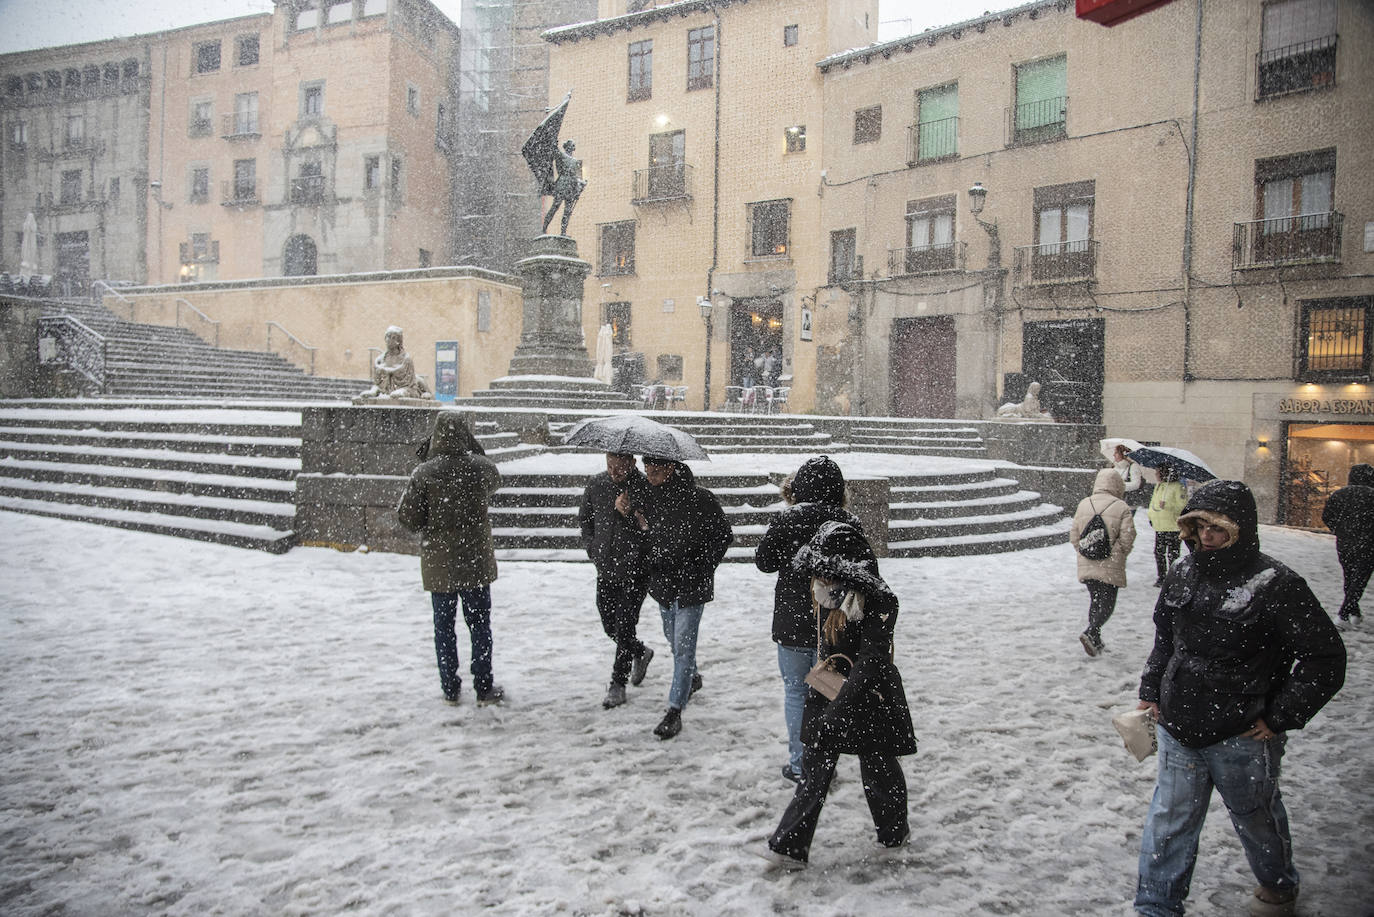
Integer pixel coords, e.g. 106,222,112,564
1069,467,1137,656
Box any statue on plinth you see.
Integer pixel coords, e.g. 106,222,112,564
522,92,586,237
360,326,432,400
996,380,1052,421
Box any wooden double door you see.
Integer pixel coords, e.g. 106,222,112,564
890,315,956,418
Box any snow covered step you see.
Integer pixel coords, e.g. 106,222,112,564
886,519,1072,557
0,493,295,553
0,440,300,480
0,456,296,502
0,476,295,528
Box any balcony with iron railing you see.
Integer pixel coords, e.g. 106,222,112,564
1233,212,1342,269
1009,95,1067,145
906,117,959,165
632,163,693,204
1257,35,1337,100
828,255,864,286
221,179,259,207
1013,239,1098,285
888,241,965,277
222,113,260,139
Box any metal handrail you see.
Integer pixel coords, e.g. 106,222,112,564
37,314,107,393
176,298,220,347
266,321,318,376
91,279,136,322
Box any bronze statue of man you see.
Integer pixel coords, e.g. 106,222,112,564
522,93,587,238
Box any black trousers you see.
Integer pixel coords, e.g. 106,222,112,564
1153,532,1180,580
1085,580,1119,641
596,572,649,685
1337,546,1373,619
769,744,908,862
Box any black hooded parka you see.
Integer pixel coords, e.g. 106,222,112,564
641,461,733,607
1139,480,1346,748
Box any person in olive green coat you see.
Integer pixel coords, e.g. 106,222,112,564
397,412,505,705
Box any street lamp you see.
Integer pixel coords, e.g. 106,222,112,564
967,181,1001,271
698,294,715,410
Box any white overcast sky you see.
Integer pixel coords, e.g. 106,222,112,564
0,1,1014,55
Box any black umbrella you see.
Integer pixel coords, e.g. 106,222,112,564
1126,446,1216,482
562,414,709,461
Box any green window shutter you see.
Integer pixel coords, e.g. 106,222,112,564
1016,56,1066,130
917,84,958,160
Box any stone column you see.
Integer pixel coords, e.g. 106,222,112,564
508,235,594,378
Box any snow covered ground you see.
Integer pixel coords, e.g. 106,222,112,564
1,495,1370,916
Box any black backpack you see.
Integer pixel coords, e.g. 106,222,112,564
1077,498,1112,561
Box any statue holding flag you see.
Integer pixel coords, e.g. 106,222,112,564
522,91,586,237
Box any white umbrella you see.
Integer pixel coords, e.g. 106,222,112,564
563,413,709,461
1100,437,1143,465
594,323,613,384
19,212,38,283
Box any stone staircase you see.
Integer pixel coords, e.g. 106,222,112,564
848,418,989,458
0,401,526,553
0,402,1070,558
41,299,369,400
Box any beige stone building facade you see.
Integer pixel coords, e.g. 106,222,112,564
545,0,1373,522
545,0,880,411
0,37,153,291
145,0,460,285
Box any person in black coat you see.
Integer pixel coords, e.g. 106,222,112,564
578,452,654,710
635,456,733,740
1321,462,1374,623
755,456,861,783
1133,480,1345,917
766,522,916,869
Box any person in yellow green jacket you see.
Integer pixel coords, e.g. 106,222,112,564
1147,464,1189,587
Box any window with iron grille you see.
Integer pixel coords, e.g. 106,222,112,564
598,221,636,276
190,99,213,136
302,82,324,118
750,199,790,257
830,228,857,283
603,301,632,347
1258,0,1337,99
1300,298,1371,379
784,125,806,154
64,115,84,147
190,167,209,204
233,158,256,200
628,40,652,102
60,170,82,204
364,155,381,190
687,26,714,91
783,24,798,46
237,35,260,67
1246,148,1338,265
1030,181,1095,280
854,106,881,144
194,41,221,74
904,196,956,273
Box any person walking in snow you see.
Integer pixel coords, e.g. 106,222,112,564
1070,467,1137,656
755,456,861,784
397,412,505,706
1321,462,1374,624
1114,443,1147,507
1147,464,1188,587
633,456,733,740
765,521,916,869
1133,479,1346,917
578,452,654,709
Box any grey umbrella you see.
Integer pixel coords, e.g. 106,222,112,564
1126,445,1216,483
563,413,709,461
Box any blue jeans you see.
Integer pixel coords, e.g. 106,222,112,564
431,587,494,699
658,600,705,710
777,643,817,774
1135,726,1298,916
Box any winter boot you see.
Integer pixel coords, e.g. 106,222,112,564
630,646,654,686
1248,885,1298,917
476,684,505,707
602,682,627,709
653,707,682,739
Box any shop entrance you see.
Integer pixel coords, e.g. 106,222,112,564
1282,422,1374,526
728,298,783,388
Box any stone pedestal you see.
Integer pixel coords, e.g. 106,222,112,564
508,235,594,378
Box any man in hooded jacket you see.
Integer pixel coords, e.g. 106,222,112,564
634,456,733,740
1133,480,1345,917
397,412,505,706
579,452,654,709
1320,462,1374,623
755,455,861,782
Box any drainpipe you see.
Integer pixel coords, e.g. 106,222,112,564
705,6,722,409
1181,0,1202,382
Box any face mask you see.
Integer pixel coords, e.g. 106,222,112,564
812,579,844,609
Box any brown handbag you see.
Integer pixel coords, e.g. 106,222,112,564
804,653,853,701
